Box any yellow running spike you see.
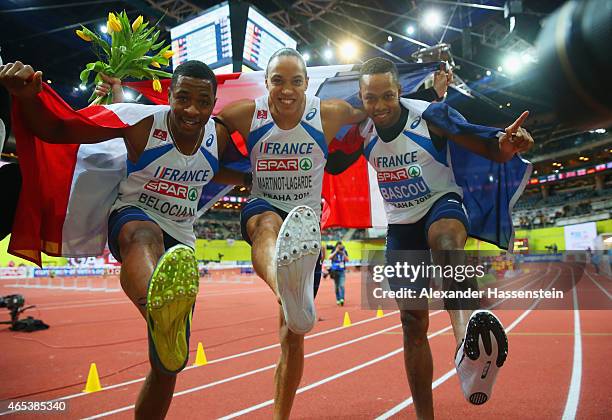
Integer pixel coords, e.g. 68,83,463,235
83,363,102,393
194,342,208,366
343,312,352,327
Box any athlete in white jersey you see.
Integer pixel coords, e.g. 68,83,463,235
248,93,327,217
328,57,533,418
0,60,244,419
217,48,365,419
110,110,219,247
363,97,463,225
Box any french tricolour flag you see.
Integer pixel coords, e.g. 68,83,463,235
9,63,530,265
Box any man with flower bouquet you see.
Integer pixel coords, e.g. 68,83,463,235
0,12,247,419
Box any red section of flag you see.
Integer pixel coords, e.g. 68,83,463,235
322,124,372,229
9,84,131,265
322,155,371,229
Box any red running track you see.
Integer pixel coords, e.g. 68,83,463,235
0,264,610,419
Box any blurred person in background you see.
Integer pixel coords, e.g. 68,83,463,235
329,241,349,306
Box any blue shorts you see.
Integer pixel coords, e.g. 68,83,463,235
108,206,182,263
385,193,470,297
240,198,322,297
386,192,470,251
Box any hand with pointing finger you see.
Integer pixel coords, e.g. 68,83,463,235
499,111,534,159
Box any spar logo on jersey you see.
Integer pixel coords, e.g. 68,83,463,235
256,158,299,171
299,157,313,170
257,110,268,119
152,129,168,141
145,180,189,199
377,168,409,183
377,165,422,183
187,187,198,201
407,165,421,177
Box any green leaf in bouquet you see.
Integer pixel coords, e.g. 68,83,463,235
79,62,97,84
151,39,167,51
145,68,172,78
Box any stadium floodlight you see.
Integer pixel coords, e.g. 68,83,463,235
406,25,415,35
124,91,134,101
46,79,52,84
302,52,310,62
323,48,333,60
486,70,492,76
79,84,87,91
422,10,442,29
503,53,522,74
497,65,503,72
387,35,393,42
100,25,107,34
339,40,358,61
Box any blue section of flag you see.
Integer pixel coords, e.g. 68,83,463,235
422,102,532,250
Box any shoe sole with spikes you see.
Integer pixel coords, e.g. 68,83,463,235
276,206,321,335
146,244,199,374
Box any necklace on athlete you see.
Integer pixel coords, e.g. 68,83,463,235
167,113,204,156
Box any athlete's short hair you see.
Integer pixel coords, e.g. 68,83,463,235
359,57,400,85
171,60,217,95
266,48,308,78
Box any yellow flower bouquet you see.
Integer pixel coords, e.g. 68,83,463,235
77,11,173,104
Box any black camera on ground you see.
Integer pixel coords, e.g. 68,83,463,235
0,294,47,332
0,294,25,312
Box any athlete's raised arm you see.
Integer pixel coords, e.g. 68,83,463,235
0,61,129,144
427,111,534,163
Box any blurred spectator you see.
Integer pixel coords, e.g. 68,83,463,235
329,241,349,306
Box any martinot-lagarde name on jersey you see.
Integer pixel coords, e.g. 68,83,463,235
153,166,212,183
259,142,314,155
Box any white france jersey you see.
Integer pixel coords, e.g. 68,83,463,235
248,94,327,217
111,107,219,247
364,98,463,225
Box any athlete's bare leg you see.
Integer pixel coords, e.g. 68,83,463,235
118,221,176,420
428,218,470,343
247,211,305,419
399,308,434,420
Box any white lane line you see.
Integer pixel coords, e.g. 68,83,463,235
584,270,612,300
375,267,562,419
81,318,442,420
0,309,403,415
77,269,540,414
37,288,268,311
216,325,454,420
4,270,540,417
562,267,582,420
216,271,549,419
